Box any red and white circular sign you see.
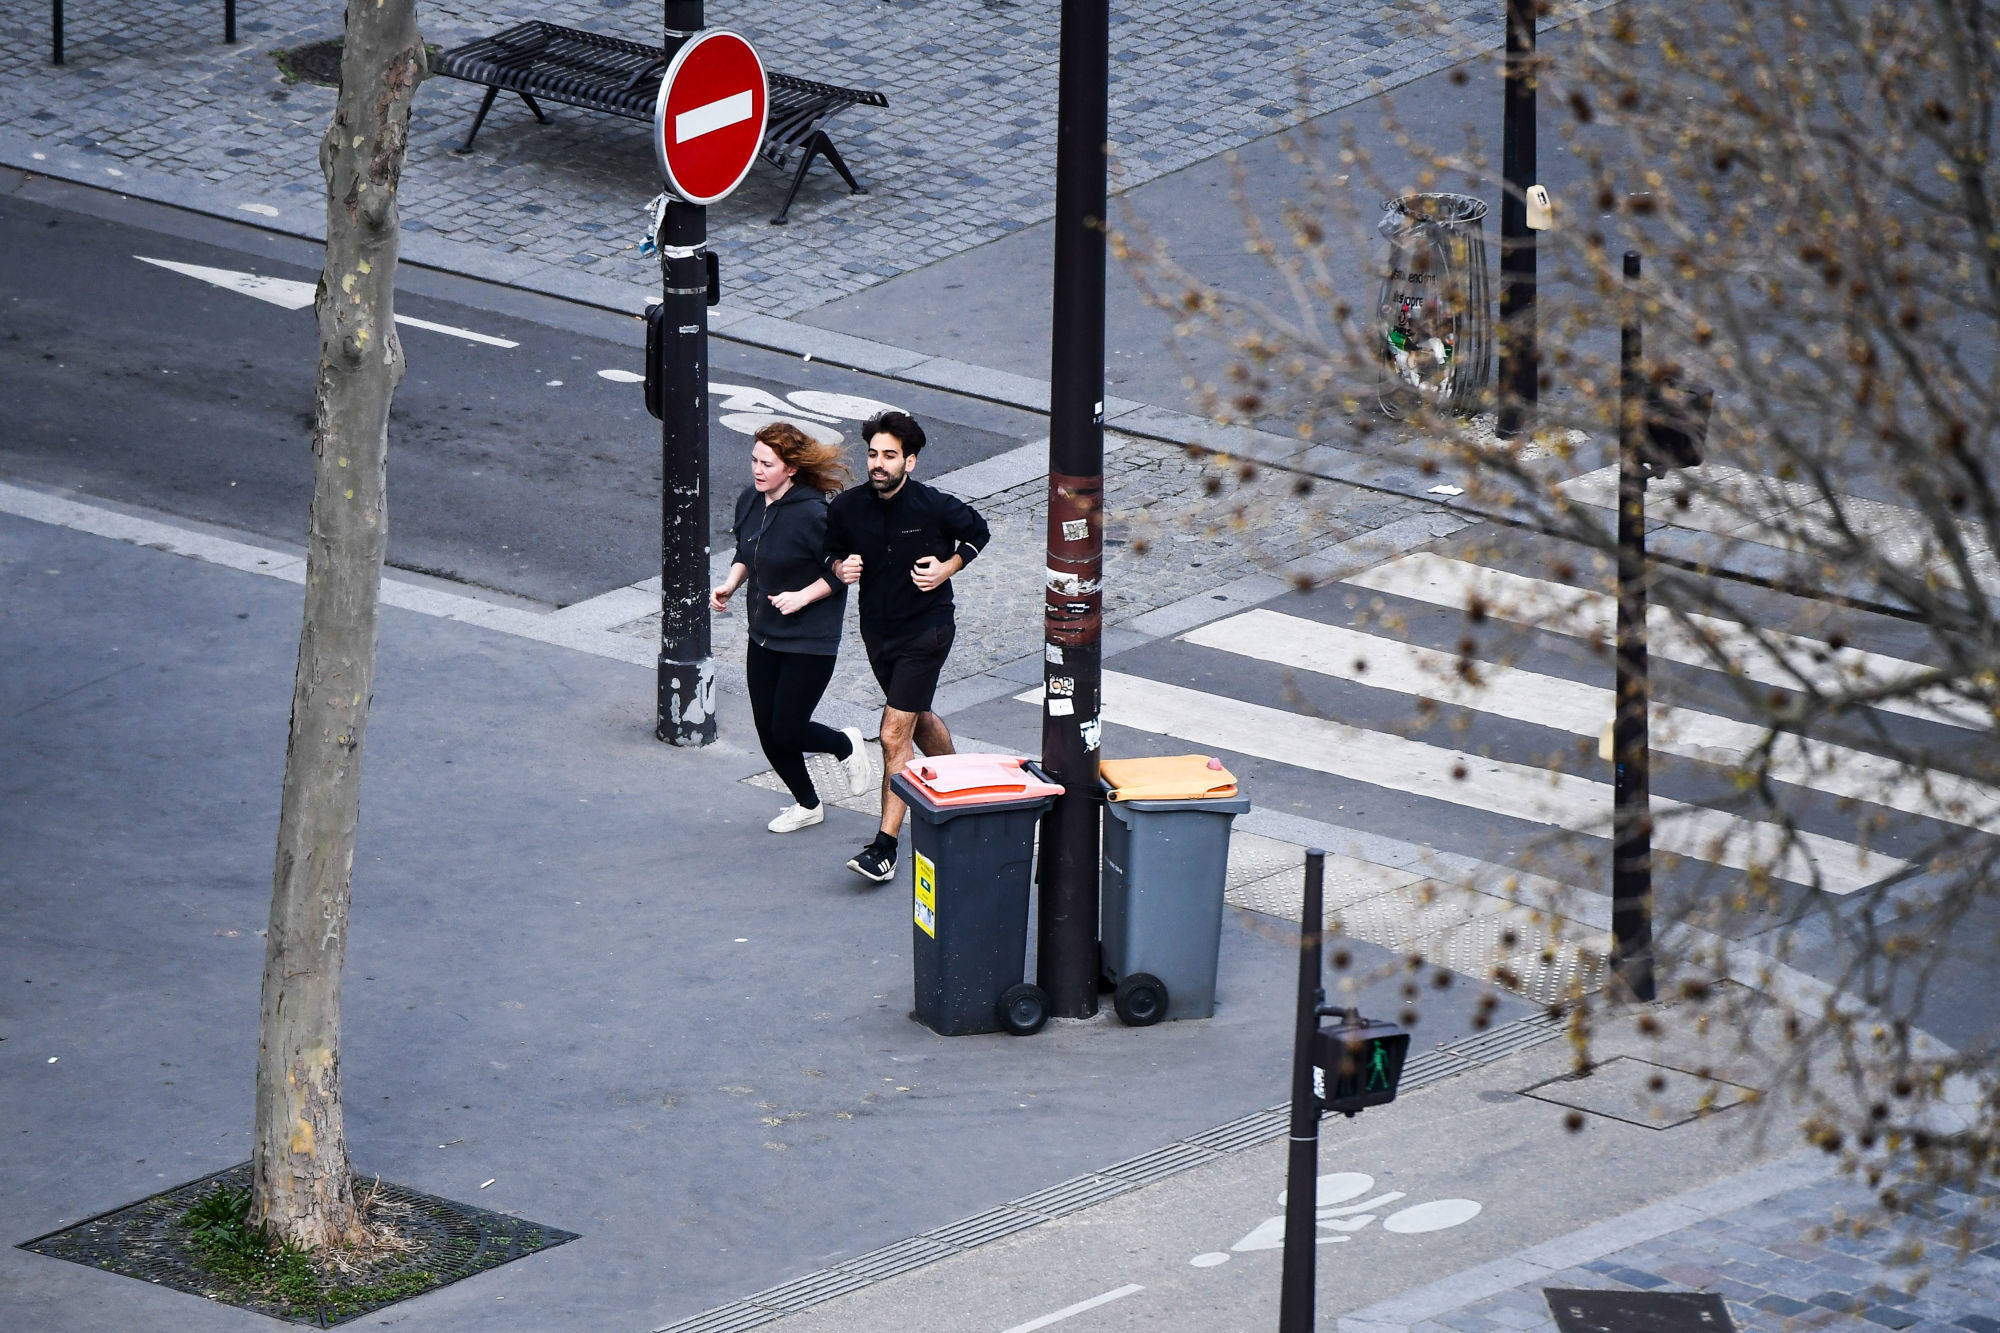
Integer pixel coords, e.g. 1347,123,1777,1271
653,29,768,206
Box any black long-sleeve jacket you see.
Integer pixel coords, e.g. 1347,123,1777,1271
823,478,989,644
731,484,847,655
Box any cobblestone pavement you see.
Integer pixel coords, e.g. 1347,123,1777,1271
1421,1172,2000,1333
2,0,1588,319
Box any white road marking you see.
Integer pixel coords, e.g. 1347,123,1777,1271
676,90,754,142
1189,1252,1230,1267
1384,1199,1482,1232
784,389,901,420
396,313,518,348
137,256,314,309
998,1284,1144,1333
1185,609,2000,832
1346,552,1984,730
135,257,521,348
1017,673,1904,893
236,202,280,217
598,368,646,383
717,411,841,446
709,381,838,421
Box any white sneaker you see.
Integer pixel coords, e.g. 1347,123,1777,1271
768,803,825,833
839,726,871,798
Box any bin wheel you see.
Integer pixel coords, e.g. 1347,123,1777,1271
999,983,1049,1036
1114,973,1168,1027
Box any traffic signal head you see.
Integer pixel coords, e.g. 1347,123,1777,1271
1642,375,1713,475
1313,1017,1410,1116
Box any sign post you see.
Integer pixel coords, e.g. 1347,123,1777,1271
648,5,767,746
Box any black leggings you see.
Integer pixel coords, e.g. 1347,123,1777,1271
745,642,853,808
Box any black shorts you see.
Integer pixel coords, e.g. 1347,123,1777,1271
865,623,956,714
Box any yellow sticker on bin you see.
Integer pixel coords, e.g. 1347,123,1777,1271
913,851,936,938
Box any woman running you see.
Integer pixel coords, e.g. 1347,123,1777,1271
710,422,871,831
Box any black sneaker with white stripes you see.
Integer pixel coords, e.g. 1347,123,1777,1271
846,841,896,884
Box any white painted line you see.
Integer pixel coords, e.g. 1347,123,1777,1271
1186,609,2000,832
1018,673,1903,894
136,256,520,347
236,202,280,217
0,482,653,669
676,90,754,142
138,256,315,309
598,368,646,383
393,313,519,349
1346,552,1984,730
998,1284,1144,1333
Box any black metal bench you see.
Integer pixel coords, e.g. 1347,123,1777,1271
51,0,236,65
431,22,886,225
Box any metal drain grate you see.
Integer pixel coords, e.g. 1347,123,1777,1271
649,1007,1569,1333
19,1162,578,1326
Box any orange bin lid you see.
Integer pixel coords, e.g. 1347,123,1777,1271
1099,754,1239,802
900,753,1066,807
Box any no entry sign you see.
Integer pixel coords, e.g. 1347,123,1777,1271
652,29,768,206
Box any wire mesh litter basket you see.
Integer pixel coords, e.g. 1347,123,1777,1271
1376,193,1492,418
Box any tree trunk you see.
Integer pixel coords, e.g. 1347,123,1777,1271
249,0,424,1251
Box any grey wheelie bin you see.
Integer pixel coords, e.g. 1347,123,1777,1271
1098,755,1250,1026
889,754,1064,1037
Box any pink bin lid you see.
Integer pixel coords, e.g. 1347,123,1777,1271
901,753,1065,807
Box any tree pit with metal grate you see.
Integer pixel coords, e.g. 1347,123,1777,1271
273,39,345,88
18,1162,578,1325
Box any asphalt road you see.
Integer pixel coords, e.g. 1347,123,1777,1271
0,170,1039,608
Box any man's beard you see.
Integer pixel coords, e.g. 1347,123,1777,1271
869,469,902,492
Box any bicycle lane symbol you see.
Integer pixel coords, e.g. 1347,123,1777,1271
1186,1172,1482,1269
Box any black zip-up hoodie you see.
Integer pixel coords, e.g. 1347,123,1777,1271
823,477,989,644
731,483,847,655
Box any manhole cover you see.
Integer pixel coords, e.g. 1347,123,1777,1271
1520,1055,1754,1129
276,39,343,87
19,1162,577,1325
1545,1288,1736,1332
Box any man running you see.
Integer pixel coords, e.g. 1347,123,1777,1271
826,411,991,883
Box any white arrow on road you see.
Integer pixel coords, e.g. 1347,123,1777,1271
136,257,520,348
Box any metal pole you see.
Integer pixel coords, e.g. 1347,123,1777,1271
1496,0,1537,436
1611,250,1655,1000
656,0,715,747
52,0,63,65
1037,0,1109,1019
225,0,236,45
1279,849,1326,1332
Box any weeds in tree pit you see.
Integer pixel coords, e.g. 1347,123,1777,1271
178,1183,435,1317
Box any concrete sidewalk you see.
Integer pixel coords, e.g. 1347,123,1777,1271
0,494,1529,1330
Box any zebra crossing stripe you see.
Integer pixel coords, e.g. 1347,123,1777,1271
1183,609,2000,834
1344,553,1985,731
1019,674,1904,895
